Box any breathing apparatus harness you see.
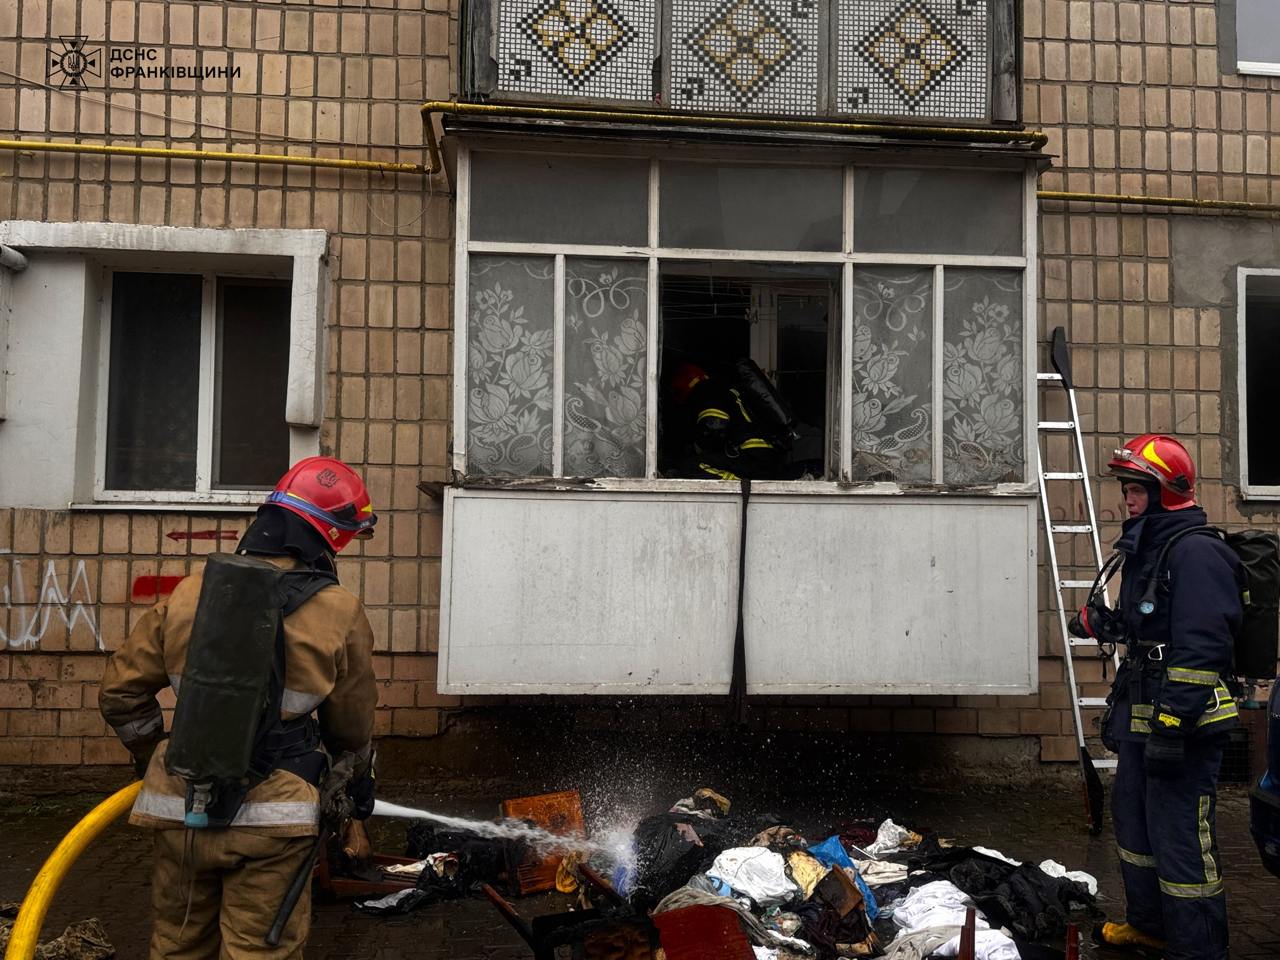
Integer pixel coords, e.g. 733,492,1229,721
166,554,337,829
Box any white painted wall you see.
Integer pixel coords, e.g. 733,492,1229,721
0,256,94,508
439,489,1038,694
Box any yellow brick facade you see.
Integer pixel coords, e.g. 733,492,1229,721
0,0,1277,770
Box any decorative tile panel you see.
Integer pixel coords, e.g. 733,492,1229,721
671,0,819,114
497,0,656,101
837,0,987,120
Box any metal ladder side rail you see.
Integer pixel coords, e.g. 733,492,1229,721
1035,432,1115,772
1036,331,1119,779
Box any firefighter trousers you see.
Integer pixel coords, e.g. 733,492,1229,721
149,828,315,959
1112,737,1228,960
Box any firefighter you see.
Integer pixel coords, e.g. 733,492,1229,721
1090,435,1239,960
669,360,788,480
100,456,379,959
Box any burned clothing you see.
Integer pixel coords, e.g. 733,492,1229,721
907,848,1097,942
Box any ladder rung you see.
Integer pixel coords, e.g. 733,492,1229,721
1037,372,1064,381
1078,697,1108,708
1094,759,1118,770
1069,637,1098,648
1038,421,1076,431
1051,524,1093,534
1044,471,1084,480
1060,579,1095,589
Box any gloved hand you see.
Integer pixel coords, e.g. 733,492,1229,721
130,735,164,780
1144,729,1185,779
133,753,151,780
348,758,376,821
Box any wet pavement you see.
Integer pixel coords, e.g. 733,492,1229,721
0,782,1275,959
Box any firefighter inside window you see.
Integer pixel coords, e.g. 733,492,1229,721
659,271,833,480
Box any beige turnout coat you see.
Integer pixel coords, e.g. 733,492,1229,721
100,555,377,837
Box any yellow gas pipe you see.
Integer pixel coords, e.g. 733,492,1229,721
3,781,142,960
0,139,428,175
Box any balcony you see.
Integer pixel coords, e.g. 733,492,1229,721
461,0,1021,127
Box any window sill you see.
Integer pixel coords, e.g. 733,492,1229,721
1240,489,1280,503
1237,61,1280,76
71,500,262,513
452,477,1039,497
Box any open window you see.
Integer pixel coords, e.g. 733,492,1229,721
1240,270,1280,497
658,266,838,480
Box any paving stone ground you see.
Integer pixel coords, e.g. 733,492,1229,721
0,782,1274,959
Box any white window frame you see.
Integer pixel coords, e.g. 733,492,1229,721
1236,0,1280,76
1237,267,1280,499
454,145,1039,497
95,267,297,504
0,221,328,509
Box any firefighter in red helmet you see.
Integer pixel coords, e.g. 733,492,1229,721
101,457,379,958
1074,436,1240,960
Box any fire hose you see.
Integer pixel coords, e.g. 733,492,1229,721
3,781,142,960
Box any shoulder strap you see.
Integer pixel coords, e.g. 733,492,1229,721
1139,526,1229,614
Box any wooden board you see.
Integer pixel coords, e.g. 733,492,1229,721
500,789,586,895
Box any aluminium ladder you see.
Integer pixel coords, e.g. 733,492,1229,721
1036,328,1120,831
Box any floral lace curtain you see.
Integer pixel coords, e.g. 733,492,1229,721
941,268,1024,484
467,256,554,476
849,267,934,482
564,259,648,478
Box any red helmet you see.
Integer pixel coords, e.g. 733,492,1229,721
1106,434,1196,511
265,457,377,552
670,362,710,404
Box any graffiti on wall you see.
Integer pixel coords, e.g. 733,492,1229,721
0,553,102,651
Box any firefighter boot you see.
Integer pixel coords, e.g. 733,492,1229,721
1093,921,1165,956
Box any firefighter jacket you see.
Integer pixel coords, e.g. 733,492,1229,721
1103,506,1241,745
100,555,377,836
686,377,785,481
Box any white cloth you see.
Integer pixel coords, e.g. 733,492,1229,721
934,929,1021,960
1038,859,1099,896
972,845,1021,866
864,818,916,858
891,881,986,933
853,859,909,886
752,948,780,960
707,847,800,907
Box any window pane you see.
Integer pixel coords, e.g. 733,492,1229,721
467,256,555,476
850,267,933,482
660,162,843,251
1245,281,1280,486
564,258,647,478
469,153,648,245
1238,0,1280,68
216,280,291,488
853,168,1023,256
941,268,1024,484
106,272,202,490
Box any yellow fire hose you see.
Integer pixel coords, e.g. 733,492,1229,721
3,781,142,960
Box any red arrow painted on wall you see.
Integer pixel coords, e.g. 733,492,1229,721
131,575,185,600
165,530,239,542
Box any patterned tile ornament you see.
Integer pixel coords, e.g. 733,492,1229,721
497,0,655,101
838,0,988,120
672,0,818,114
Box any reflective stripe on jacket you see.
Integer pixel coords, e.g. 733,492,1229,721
100,555,377,836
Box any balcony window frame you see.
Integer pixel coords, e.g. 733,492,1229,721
453,143,1039,496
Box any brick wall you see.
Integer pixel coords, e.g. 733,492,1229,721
0,0,461,767
1026,0,1280,760
1,0,1277,773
